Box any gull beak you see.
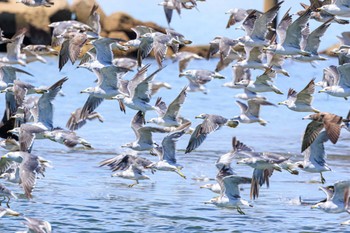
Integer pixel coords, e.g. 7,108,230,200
277,102,283,105
318,90,325,93
179,73,185,77
35,89,48,94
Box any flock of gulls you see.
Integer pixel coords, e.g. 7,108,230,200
1,0,350,231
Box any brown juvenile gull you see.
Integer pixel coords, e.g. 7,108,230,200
185,114,239,153
278,78,320,113
301,112,345,152
58,31,88,71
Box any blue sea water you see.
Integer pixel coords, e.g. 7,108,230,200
0,54,349,232
1,0,350,232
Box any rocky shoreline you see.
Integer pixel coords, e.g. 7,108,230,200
0,0,209,56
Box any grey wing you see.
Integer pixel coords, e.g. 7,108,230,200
79,96,104,120
153,36,168,68
337,63,350,87
307,131,329,166
185,123,207,153
92,38,115,65
283,9,311,49
164,6,173,25
277,8,292,44
233,66,251,83
19,128,36,153
235,100,248,114
242,10,261,36
138,126,167,145
99,154,130,171
98,66,129,90
38,77,68,130
132,67,163,102
128,64,151,98
19,153,39,199
131,111,145,138
58,40,70,71
322,65,338,87
6,29,26,60
200,115,227,134
247,99,275,117
1,66,32,84
163,86,187,121
137,36,154,67
251,168,274,199
223,175,252,200
250,2,281,40
331,180,350,205
195,70,214,84
295,78,315,105
215,151,235,171
304,21,330,54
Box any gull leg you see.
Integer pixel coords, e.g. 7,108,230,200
6,197,10,208
128,180,139,188
320,173,326,184
175,169,186,179
237,206,245,215
0,197,5,206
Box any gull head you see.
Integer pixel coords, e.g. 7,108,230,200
200,184,214,189
147,118,160,124
121,142,132,148
112,93,126,100
277,100,287,106
235,80,249,87
80,87,94,94
237,158,252,166
2,152,23,163
7,127,20,136
195,113,208,119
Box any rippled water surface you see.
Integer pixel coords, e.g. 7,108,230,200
1,55,350,232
